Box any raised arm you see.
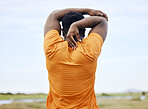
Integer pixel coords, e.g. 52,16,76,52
73,16,108,41
44,8,108,36
44,8,89,36
66,16,108,49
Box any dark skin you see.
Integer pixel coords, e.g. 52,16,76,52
44,8,108,49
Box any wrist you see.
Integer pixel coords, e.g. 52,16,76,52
71,22,80,30
70,22,78,29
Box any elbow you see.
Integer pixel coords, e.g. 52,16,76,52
100,17,108,24
98,17,108,27
93,16,108,26
49,10,59,18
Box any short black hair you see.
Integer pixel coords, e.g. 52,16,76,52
62,11,85,36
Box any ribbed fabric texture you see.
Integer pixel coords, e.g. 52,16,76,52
44,30,103,109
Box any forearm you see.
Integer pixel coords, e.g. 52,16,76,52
51,8,91,21
72,16,105,29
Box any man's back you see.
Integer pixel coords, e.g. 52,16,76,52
44,30,103,108
44,8,108,109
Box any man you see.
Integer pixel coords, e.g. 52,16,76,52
44,8,108,109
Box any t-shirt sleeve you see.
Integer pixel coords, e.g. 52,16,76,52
44,30,64,55
82,33,103,57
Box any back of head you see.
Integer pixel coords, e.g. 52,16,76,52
62,11,85,39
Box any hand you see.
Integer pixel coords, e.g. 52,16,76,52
88,9,108,21
66,23,80,50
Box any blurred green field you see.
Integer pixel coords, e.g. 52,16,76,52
0,93,47,100
0,92,148,109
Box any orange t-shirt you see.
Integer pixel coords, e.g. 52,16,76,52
44,30,103,109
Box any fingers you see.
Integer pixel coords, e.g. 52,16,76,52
96,11,108,21
66,25,80,49
71,36,77,49
103,13,108,21
98,13,108,21
68,41,75,49
76,34,81,42
67,35,77,50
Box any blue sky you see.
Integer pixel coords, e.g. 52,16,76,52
0,0,148,93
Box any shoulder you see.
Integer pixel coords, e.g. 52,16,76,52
44,30,64,50
83,32,103,46
44,30,60,40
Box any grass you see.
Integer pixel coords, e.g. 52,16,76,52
97,98,148,109
0,92,148,109
0,93,47,100
0,102,46,109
